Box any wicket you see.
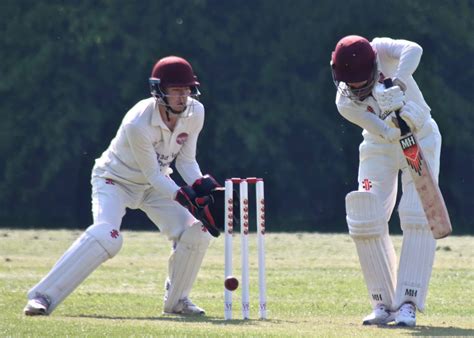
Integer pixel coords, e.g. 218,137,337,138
224,177,267,320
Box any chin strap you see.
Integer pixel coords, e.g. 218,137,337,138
165,106,186,122
159,97,185,122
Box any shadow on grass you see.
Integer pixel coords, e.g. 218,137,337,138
378,324,474,336
67,314,286,325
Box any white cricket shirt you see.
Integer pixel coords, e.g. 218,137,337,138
93,97,204,199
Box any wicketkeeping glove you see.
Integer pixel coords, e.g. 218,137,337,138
197,187,236,238
192,174,221,197
175,186,209,214
175,185,221,237
197,188,228,238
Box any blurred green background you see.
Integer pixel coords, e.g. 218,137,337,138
0,0,472,233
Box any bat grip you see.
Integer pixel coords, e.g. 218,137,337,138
383,78,411,135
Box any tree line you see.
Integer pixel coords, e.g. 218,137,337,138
0,0,472,233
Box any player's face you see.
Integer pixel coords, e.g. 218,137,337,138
345,79,373,100
165,86,191,112
347,80,368,89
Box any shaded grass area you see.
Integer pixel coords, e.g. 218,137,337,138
0,230,473,337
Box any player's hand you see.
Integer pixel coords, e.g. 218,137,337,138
192,174,221,197
383,127,401,142
373,82,405,113
400,101,428,132
175,186,211,215
198,204,220,237
392,77,407,92
175,186,221,237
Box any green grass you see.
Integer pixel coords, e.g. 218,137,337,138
0,229,473,337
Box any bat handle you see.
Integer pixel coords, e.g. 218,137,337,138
383,78,411,136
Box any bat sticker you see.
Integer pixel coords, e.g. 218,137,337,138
400,135,423,176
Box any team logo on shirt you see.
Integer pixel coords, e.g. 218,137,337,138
176,132,188,145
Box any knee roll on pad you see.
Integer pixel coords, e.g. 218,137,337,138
398,189,428,226
346,191,397,310
346,191,387,238
179,220,212,249
85,222,123,257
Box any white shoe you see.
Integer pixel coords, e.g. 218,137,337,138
23,294,51,316
362,304,395,325
395,302,416,327
164,297,205,315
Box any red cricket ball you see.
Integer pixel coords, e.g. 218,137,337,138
224,276,239,291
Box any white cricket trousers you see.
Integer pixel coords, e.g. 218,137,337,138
91,170,195,241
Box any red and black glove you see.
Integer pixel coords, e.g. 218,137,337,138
175,186,210,215
175,186,220,237
192,174,221,197
198,204,220,237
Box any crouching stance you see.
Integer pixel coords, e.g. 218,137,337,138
24,56,220,316
331,36,443,326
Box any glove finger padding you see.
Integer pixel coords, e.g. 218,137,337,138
373,83,405,113
198,187,241,237
175,186,220,237
198,205,221,237
400,101,428,132
175,186,198,214
384,127,401,142
192,174,221,197
196,189,224,238
392,77,407,92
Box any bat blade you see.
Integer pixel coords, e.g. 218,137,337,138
399,133,452,239
383,77,452,239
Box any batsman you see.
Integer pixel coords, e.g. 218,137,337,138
24,56,223,316
330,35,446,326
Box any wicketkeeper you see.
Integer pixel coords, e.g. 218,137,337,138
330,35,442,326
24,56,222,316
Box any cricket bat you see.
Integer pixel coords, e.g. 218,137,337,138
384,78,452,239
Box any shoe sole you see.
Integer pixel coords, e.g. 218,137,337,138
363,315,395,326
24,310,47,316
395,322,415,327
163,310,205,316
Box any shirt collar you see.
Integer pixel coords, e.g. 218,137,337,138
151,100,168,128
151,99,192,127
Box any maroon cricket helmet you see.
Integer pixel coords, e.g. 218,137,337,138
331,35,376,83
149,56,200,98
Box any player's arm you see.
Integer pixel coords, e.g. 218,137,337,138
124,122,180,199
372,37,423,81
338,104,400,142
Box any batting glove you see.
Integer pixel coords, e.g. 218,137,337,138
373,82,405,113
383,127,401,142
400,101,428,132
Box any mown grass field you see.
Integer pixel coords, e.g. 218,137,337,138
0,229,473,337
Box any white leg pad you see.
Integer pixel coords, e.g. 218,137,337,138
163,222,211,313
27,223,123,313
346,191,397,310
394,223,436,311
